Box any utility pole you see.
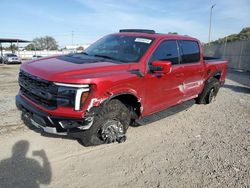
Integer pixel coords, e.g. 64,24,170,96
71,30,74,46
0,42,3,64
223,36,227,57
17,40,20,57
208,4,216,45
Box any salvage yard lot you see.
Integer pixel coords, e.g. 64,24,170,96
0,64,249,187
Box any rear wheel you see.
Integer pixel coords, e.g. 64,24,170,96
196,77,220,104
207,87,216,103
79,99,131,146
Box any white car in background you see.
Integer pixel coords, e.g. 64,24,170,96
2,53,22,64
32,55,43,59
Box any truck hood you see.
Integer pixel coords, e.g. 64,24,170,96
21,54,132,83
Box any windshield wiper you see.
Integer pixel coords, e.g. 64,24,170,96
93,54,127,63
93,54,116,60
81,52,124,62
82,52,89,56
82,52,115,60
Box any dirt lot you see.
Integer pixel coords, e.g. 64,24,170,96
0,65,249,188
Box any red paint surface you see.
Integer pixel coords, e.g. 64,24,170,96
20,32,228,119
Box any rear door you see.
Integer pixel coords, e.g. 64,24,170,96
144,40,183,114
178,40,204,100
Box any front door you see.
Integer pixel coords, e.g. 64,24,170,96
144,40,184,115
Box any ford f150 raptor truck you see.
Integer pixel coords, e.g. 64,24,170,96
16,29,228,146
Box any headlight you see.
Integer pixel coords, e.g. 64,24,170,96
54,82,90,110
57,86,77,107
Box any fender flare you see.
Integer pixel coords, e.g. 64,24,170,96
101,92,142,118
102,92,140,104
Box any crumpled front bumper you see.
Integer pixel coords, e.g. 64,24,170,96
16,94,94,138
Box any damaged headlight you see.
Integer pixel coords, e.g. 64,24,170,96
54,82,90,110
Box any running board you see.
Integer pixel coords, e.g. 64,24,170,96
135,100,195,126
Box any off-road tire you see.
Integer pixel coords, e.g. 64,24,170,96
196,77,220,104
79,99,131,146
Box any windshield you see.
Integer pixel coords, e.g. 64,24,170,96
84,35,154,63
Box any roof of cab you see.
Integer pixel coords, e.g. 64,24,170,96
113,29,198,41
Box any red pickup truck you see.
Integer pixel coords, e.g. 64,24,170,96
16,29,227,146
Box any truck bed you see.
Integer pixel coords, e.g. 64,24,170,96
203,56,225,62
203,57,228,82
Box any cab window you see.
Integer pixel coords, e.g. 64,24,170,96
150,40,179,65
179,40,200,63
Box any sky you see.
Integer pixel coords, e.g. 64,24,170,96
0,0,249,47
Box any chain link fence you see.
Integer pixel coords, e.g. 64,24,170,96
203,40,250,71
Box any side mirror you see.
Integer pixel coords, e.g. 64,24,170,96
151,60,172,74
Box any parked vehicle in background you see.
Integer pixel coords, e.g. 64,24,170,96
16,29,228,146
32,55,43,59
3,53,21,64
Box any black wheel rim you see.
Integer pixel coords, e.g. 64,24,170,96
98,119,125,143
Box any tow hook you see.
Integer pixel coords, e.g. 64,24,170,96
116,135,127,143
21,111,32,126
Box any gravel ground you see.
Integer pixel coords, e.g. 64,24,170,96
0,65,249,188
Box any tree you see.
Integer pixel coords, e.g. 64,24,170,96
208,27,250,45
5,44,18,52
168,32,178,34
25,43,35,51
76,46,84,51
33,36,58,50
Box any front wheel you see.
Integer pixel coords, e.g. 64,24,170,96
79,99,131,146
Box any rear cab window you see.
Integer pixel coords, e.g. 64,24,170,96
179,40,200,64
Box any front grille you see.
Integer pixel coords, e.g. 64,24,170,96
19,70,58,109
